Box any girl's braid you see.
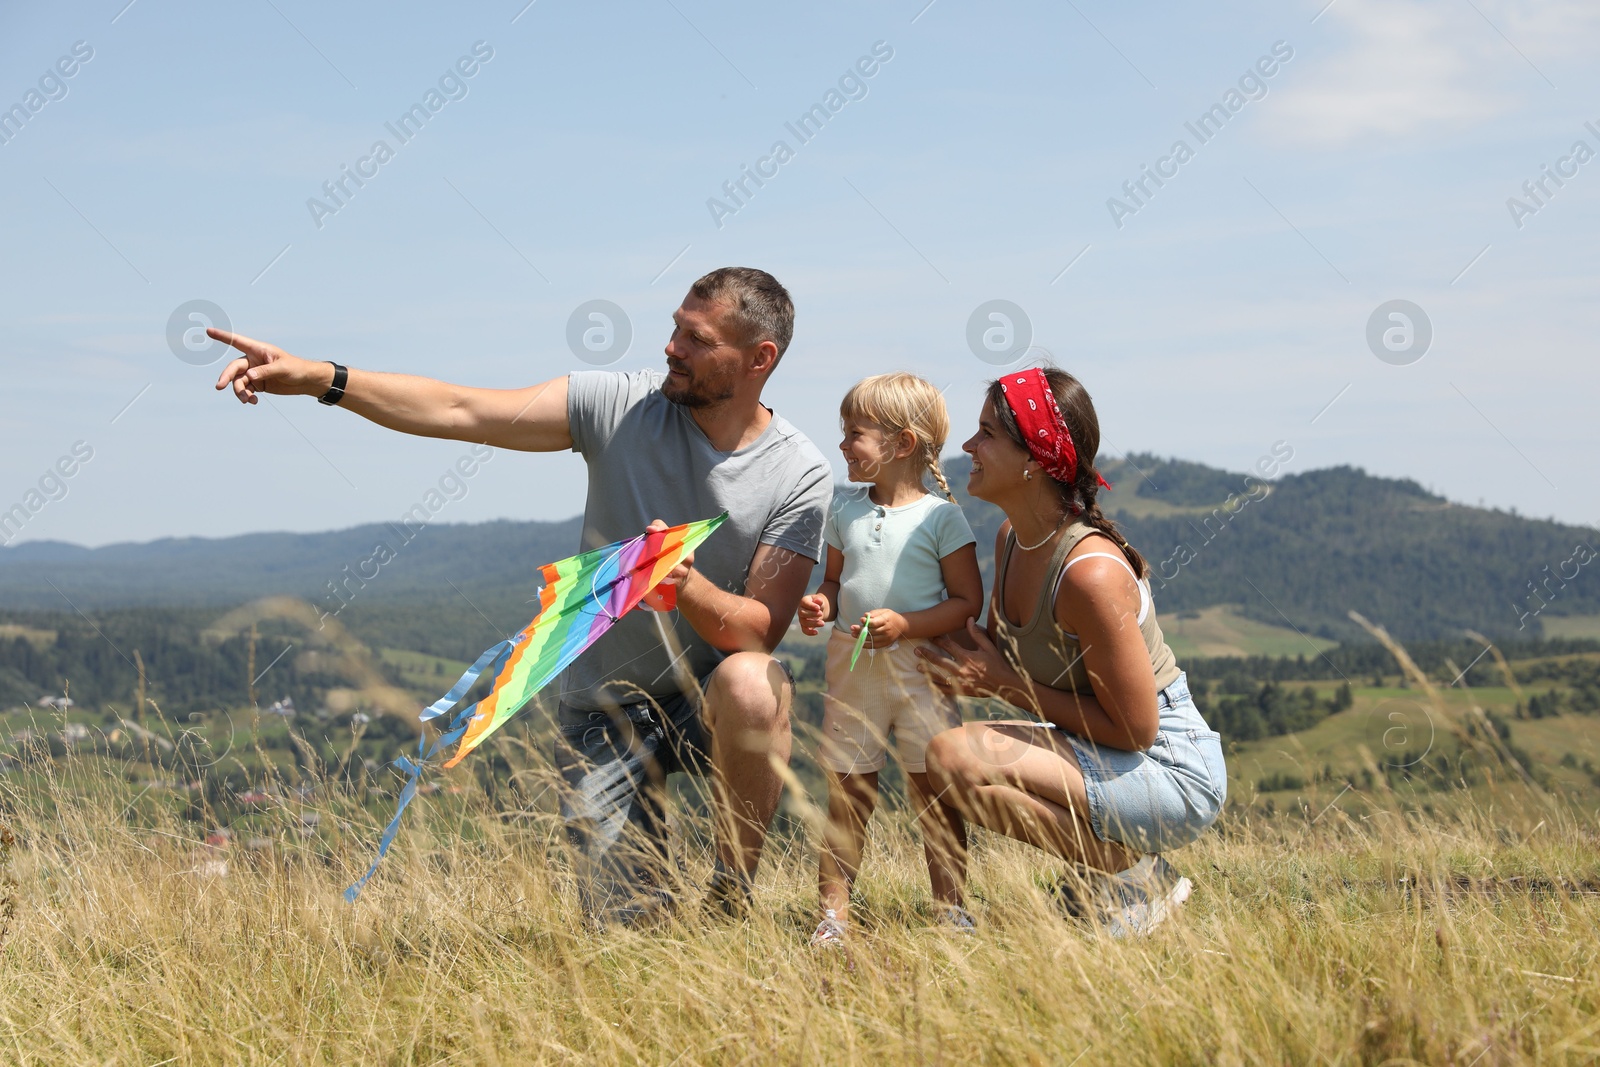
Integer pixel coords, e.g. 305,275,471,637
925,448,956,502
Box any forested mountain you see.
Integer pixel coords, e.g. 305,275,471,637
941,454,1597,642
0,607,339,715
3,447,1597,729
3,454,1594,650
0,517,580,615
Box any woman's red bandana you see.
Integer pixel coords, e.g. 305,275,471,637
998,369,1113,493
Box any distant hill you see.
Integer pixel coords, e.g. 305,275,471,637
0,516,580,613
3,454,1595,651
0,518,584,662
939,453,1597,643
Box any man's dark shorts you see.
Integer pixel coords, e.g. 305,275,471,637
554,658,795,921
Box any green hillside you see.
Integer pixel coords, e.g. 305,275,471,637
1158,605,1338,660
3,453,1594,658
0,516,582,624
939,453,1598,643
5,602,1597,834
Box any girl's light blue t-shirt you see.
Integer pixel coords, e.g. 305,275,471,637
823,486,976,634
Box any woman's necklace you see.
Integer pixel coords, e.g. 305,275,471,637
1015,516,1068,551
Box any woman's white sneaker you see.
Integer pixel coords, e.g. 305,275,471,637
1102,855,1192,937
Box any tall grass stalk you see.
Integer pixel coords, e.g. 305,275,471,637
1,647,1597,1065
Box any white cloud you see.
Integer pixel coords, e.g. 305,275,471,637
1264,0,1599,147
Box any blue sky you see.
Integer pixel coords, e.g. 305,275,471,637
2,0,1597,549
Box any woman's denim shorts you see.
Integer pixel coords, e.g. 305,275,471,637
1053,673,1228,853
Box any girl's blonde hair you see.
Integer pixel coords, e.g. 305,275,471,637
839,372,956,501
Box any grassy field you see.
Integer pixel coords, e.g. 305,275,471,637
3,627,1599,1063
378,647,473,694
1105,493,1244,520
3,724,1600,1062
1542,615,1600,641
1159,604,1340,660
0,624,55,650
1230,684,1600,803
1,756,1597,1064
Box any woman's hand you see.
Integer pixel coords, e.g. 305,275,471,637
849,609,908,648
916,618,1025,703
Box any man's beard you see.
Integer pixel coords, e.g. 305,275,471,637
662,362,738,409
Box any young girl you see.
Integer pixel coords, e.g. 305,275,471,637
797,373,984,945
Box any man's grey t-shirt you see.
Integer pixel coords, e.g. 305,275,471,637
562,369,831,710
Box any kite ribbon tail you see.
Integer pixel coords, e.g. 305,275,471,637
342,752,422,903
420,638,518,721
342,706,479,901
344,641,515,902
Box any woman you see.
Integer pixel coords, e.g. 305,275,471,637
917,367,1227,936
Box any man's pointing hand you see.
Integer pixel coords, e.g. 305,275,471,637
210,329,334,405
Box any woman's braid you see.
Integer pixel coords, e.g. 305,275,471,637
1074,468,1148,578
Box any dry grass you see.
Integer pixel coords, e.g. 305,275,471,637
2,744,1598,1067
3,618,1596,1063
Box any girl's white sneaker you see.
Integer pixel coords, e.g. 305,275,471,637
937,903,977,934
809,909,847,947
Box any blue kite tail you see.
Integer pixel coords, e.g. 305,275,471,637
344,639,515,901
343,712,477,901
343,750,425,902
421,638,516,721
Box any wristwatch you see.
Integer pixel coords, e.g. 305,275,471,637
318,362,348,406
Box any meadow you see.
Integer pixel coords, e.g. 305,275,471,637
1158,605,1340,661
2,630,1599,1065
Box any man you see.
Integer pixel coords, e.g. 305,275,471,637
212,267,831,923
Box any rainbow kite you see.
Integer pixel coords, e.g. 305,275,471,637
345,513,728,900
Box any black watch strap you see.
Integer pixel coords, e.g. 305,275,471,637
318,362,348,406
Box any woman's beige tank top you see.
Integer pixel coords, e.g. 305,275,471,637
992,521,1182,695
